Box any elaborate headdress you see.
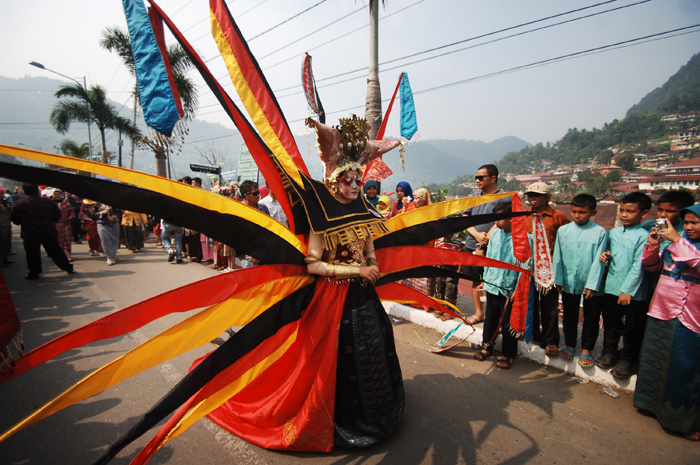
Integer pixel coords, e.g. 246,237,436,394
306,115,401,189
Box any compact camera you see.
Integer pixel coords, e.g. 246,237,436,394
655,218,668,230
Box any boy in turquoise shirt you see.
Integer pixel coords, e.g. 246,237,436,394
474,201,530,369
553,194,606,367
597,192,652,379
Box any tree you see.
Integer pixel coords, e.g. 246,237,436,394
59,139,91,159
50,83,139,164
617,153,636,171
101,26,198,177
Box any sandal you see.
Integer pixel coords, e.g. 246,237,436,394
465,315,484,325
474,346,492,361
496,356,514,369
578,352,595,368
685,431,700,441
439,313,454,321
559,347,574,361
545,344,560,357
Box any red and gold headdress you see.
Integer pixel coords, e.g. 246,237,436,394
306,115,401,190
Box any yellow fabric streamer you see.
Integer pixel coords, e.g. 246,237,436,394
0,275,313,442
378,192,514,236
0,144,305,254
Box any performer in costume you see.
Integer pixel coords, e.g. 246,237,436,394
0,2,533,462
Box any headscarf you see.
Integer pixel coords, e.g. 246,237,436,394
662,203,700,279
363,180,380,207
412,187,431,206
259,185,269,199
377,195,391,216
395,181,413,211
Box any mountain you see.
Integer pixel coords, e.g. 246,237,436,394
0,75,529,189
627,52,700,117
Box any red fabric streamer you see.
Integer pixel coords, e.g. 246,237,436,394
1,265,306,382
148,7,185,118
132,279,347,463
0,267,19,356
510,193,531,263
362,73,403,183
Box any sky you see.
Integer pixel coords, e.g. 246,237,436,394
2,0,700,151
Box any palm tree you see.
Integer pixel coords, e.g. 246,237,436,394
59,139,91,159
101,26,198,177
365,0,384,139
50,83,139,164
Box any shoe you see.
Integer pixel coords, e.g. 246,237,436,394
167,252,175,263
559,347,575,361
578,352,595,368
176,259,184,264
74,239,82,244
545,344,560,357
474,346,492,361
99,253,105,258
66,268,75,275
496,356,514,369
465,315,484,325
107,259,116,266
25,273,40,280
610,360,635,379
596,352,618,369
89,251,95,256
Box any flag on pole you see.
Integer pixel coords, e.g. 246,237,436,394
301,53,325,124
121,0,180,137
399,72,417,140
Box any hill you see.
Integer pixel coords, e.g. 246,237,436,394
0,75,529,189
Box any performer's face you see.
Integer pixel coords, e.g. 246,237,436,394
336,170,363,202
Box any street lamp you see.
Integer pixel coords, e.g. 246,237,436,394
30,61,94,159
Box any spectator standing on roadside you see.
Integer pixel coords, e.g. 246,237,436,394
96,204,121,266
462,164,504,326
259,189,289,228
52,190,75,262
10,184,74,279
524,181,569,356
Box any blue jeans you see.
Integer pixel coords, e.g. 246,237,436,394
161,223,183,260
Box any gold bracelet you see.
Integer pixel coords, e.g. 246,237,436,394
366,257,378,267
304,255,322,264
332,264,361,280
326,263,335,277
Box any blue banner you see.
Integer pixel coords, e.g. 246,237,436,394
399,72,417,140
122,0,179,137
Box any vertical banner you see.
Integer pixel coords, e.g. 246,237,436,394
399,72,417,140
121,0,180,136
301,53,325,124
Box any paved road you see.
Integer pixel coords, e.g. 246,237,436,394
1,234,697,464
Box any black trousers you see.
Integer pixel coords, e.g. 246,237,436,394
601,293,648,363
531,286,560,347
23,235,72,276
561,292,602,351
482,292,518,359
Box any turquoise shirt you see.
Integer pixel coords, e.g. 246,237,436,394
483,228,530,297
553,220,607,295
603,224,649,301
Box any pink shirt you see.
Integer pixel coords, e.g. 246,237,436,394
642,238,700,334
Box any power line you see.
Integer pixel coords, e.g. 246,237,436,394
248,0,328,41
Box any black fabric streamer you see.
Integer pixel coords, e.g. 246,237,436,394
374,211,532,249
92,286,314,465
0,161,304,266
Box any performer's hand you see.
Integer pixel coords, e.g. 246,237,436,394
600,252,611,264
360,265,380,284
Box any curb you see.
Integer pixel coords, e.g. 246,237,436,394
384,301,637,393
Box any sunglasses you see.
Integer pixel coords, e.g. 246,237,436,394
475,175,491,181
339,178,364,188
248,191,260,196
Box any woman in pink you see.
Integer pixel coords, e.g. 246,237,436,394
52,190,75,261
635,203,700,441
